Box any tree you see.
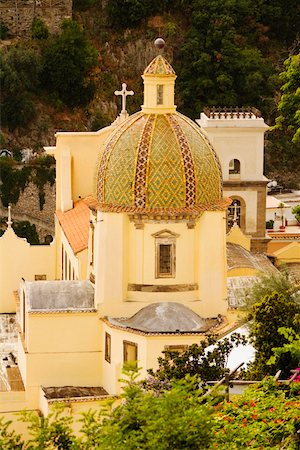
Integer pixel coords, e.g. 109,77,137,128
292,204,300,223
177,0,274,117
144,333,247,388
79,372,215,450
1,375,300,449
268,327,300,367
106,0,182,28
0,44,42,129
41,20,98,107
31,18,49,40
242,269,300,312
12,221,40,245
247,291,300,379
258,0,300,44
212,377,300,449
273,53,300,144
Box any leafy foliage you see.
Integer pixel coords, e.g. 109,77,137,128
247,291,300,379
20,405,76,449
292,205,300,222
0,156,55,209
212,378,300,449
12,221,40,245
0,160,31,206
92,373,214,449
106,0,181,28
73,0,100,11
41,20,98,107
145,333,247,388
273,53,300,144
264,131,300,189
258,0,300,44
0,416,23,449
0,21,9,40
242,269,300,312
177,0,274,117
31,18,49,40
269,327,300,366
0,45,42,129
0,376,300,449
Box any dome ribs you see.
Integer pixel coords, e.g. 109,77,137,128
97,112,142,203
167,114,196,207
133,114,155,208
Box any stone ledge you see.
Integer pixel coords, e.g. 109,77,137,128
128,283,198,292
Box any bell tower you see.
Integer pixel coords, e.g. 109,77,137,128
196,107,270,252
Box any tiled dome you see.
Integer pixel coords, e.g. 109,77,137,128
96,111,225,215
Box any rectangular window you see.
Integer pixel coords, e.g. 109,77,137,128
160,244,171,274
105,333,111,363
164,345,188,354
153,230,178,279
34,274,46,281
156,242,175,278
157,84,164,105
123,341,138,368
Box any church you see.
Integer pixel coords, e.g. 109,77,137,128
0,43,273,418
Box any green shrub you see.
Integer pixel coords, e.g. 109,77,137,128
41,20,98,107
12,221,40,245
31,18,49,40
0,21,9,40
292,205,300,223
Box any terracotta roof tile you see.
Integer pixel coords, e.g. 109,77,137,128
56,200,90,254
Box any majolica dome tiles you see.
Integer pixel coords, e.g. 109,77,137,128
96,112,226,215
143,55,175,76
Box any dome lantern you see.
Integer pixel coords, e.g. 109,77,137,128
141,54,177,114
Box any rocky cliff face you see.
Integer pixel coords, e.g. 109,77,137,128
0,182,55,242
0,0,72,37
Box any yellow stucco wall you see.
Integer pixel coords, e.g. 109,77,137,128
95,210,227,318
17,312,103,408
196,211,228,317
227,267,258,277
102,322,208,395
226,224,251,251
198,127,267,183
48,128,114,211
0,229,55,312
273,242,300,264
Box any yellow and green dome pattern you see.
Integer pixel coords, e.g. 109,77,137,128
96,112,225,214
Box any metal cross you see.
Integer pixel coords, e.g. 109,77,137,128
114,83,134,113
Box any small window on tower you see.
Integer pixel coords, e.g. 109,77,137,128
153,230,178,279
229,159,241,178
159,244,173,275
157,84,164,105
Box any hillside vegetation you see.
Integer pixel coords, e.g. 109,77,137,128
0,0,299,187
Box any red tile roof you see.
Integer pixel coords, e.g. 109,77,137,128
56,200,90,254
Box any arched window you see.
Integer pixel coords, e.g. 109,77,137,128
227,197,246,231
228,199,241,228
229,159,241,179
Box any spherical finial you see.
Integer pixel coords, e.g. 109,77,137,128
154,38,165,50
